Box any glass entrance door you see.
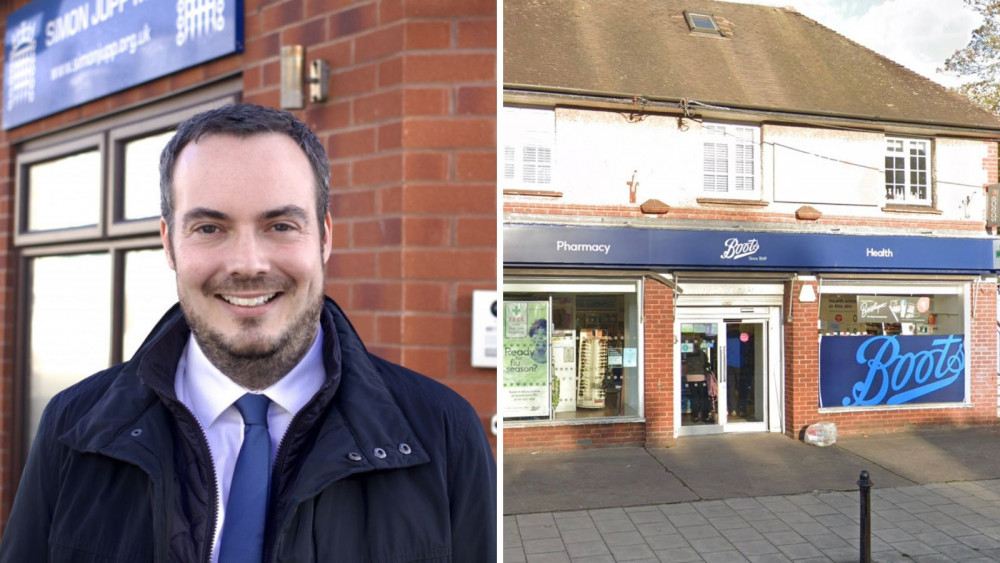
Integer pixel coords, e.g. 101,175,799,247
680,322,721,428
723,321,765,427
680,318,768,434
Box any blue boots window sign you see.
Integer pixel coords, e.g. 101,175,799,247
819,334,965,408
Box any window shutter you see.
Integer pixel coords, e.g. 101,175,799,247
703,142,728,192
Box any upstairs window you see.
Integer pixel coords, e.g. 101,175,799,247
503,107,554,189
885,137,930,205
702,123,759,196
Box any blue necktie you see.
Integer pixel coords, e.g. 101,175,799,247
218,393,272,563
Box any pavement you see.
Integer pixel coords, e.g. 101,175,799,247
503,426,1000,562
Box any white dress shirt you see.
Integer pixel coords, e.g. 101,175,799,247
174,327,326,563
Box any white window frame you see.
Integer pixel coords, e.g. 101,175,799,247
884,137,931,205
503,106,555,190
502,278,645,426
702,123,760,197
817,279,970,412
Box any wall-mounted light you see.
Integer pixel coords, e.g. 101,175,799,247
799,283,817,303
280,45,329,109
308,59,329,103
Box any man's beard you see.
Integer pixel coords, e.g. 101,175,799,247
180,275,325,390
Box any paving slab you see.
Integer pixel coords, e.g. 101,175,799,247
503,446,697,514
836,427,1000,484
505,428,1000,516
648,433,916,500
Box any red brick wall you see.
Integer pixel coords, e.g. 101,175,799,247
0,0,496,526
503,422,645,452
503,199,985,234
982,140,998,183
643,278,676,447
0,90,13,541
783,280,821,438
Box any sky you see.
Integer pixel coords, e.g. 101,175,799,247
726,0,982,88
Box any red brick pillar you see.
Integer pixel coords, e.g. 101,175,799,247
784,279,820,439
968,280,998,424
644,278,676,446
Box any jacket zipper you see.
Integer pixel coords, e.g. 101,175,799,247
261,383,332,563
173,401,220,563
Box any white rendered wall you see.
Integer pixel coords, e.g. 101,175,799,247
547,107,991,223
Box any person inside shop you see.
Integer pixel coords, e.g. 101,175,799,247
0,103,496,563
726,327,742,416
737,332,755,418
684,338,714,423
529,318,549,363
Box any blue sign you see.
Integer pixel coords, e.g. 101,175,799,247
4,0,244,129
504,224,995,273
819,334,965,408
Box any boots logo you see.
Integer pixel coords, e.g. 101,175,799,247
845,334,964,406
720,237,760,260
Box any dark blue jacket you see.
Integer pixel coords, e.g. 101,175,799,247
0,297,496,562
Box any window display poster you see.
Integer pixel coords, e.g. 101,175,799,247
856,295,931,323
503,301,551,418
819,334,965,408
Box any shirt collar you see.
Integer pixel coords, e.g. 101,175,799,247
176,326,326,429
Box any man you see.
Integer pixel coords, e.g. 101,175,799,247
0,103,496,562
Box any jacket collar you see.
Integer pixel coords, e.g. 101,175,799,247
60,298,430,481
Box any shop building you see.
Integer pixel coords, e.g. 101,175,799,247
502,0,1000,450
0,0,497,527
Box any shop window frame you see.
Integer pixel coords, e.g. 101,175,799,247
816,278,971,412
10,81,241,490
502,277,645,426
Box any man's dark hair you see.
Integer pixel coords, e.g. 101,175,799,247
159,103,331,237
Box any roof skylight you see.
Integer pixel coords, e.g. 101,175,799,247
685,11,720,34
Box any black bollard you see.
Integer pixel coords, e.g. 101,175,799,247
858,470,872,563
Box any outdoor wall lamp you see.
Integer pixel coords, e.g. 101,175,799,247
280,45,329,109
799,283,817,303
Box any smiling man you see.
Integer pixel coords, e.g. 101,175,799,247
0,104,497,563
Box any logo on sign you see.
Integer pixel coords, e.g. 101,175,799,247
720,237,760,260
176,0,228,46
6,20,37,111
843,334,964,407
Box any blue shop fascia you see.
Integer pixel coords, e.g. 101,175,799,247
502,223,998,437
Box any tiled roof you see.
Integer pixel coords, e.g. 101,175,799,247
503,0,1000,130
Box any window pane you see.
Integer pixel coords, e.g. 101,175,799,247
123,248,177,359
704,142,728,192
505,107,555,188
123,131,173,220
504,146,515,180
503,291,639,421
523,144,552,185
734,142,754,191
28,254,111,442
27,150,100,231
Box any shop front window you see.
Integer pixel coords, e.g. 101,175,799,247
818,284,967,410
503,281,641,422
